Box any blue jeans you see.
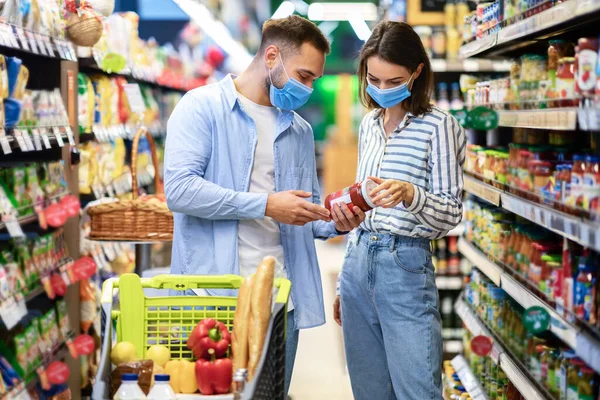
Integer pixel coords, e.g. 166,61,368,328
285,310,299,397
340,230,443,400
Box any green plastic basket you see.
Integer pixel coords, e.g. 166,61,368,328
93,273,291,400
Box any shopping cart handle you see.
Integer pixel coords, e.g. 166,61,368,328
142,274,245,290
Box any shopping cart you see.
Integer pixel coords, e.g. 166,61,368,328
92,273,290,400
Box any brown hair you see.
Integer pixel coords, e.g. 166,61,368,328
259,16,331,56
358,21,433,115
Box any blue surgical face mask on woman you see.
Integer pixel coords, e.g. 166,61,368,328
269,53,314,111
366,72,415,109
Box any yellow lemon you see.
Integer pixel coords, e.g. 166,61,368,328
110,341,136,366
146,345,171,367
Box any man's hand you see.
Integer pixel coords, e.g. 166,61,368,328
266,190,331,226
331,203,366,233
368,176,415,208
333,295,341,326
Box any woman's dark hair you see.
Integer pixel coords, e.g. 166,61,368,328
358,21,433,115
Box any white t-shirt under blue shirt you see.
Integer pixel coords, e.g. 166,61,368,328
237,93,293,310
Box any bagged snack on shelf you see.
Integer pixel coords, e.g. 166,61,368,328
78,142,98,195
46,308,59,347
80,278,97,333
78,73,94,134
14,331,29,376
0,0,24,26
15,240,35,289
0,56,8,100
25,323,39,373
2,250,26,296
56,299,70,337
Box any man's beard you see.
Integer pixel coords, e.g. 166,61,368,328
264,63,286,95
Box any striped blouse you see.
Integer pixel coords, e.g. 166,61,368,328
357,106,467,239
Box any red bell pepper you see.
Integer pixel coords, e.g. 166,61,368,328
187,318,231,359
195,349,233,395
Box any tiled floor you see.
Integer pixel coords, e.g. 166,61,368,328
288,241,354,400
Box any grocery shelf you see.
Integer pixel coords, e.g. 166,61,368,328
459,0,600,58
450,355,489,400
0,191,72,233
1,128,72,156
457,237,600,373
458,237,578,348
463,174,600,253
436,276,464,290
79,54,187,92
454,298,502,364
430,59,512,73
496,108,578,131
0,21,76,61
457,236,502,286
499,354,546,400
455,298,554,400
444,340,464,354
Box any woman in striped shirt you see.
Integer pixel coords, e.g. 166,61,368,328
331,21,466,400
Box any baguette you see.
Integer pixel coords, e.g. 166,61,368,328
247,256,276,380
232,275,253,376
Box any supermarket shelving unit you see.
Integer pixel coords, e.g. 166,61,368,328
455,0,600,396
455,297,556,400
0,20,82,397
463,174,600,253
459,0,600,59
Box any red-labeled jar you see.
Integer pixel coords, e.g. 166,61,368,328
325,179,378,212
576,38,599,98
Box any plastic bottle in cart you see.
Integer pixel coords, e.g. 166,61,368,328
115,373,147,400
147,374,176,399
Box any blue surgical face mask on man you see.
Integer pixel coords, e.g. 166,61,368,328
366,72,415,109
269,53,313,111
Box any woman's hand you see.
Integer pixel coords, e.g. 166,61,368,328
333,295,342,326
368,176,415,208
331,202,366,233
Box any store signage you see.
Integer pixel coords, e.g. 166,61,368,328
471,335,493,356
73,334,95,356
59,195,80,218
469,107,499,130
523,306,550,334
450,108,470,128
44,203,68,228
50,273,67,297
46,361,69,385
72,256,97,281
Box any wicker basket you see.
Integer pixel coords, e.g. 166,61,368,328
66,12,103,47
87,127,173,241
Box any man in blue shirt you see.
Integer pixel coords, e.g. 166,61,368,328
165,16,365,394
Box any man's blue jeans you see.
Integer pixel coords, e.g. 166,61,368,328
340,230,443,400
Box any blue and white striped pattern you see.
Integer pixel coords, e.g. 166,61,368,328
357,107,466,239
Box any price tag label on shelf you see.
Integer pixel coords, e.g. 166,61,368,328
65,126,75,146
52,38,64,59
92,184,103,199
31,128,42,151
464,177,501,206
14,130,28,152
0,129,12,155
45,39,54,58
52,127,64,147
40,128,52,149
16,27,29,51
463,60,480,72
27,32,38,54
0,297,23,330
577,0,600,15
22,130,35,151
123,83,146,114
102,242,116,262
35,34,47,56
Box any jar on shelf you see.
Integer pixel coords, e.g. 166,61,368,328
517,150,533,194
532,160,553,201
431,27,446,59
556,57,576,106
554,163,573,211
541,253,562,297
483,149,498,183
582,154,600,214
414,26,433,59
493,152,509,187
576,38,599,98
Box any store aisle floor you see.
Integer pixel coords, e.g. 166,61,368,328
289,241,354,400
